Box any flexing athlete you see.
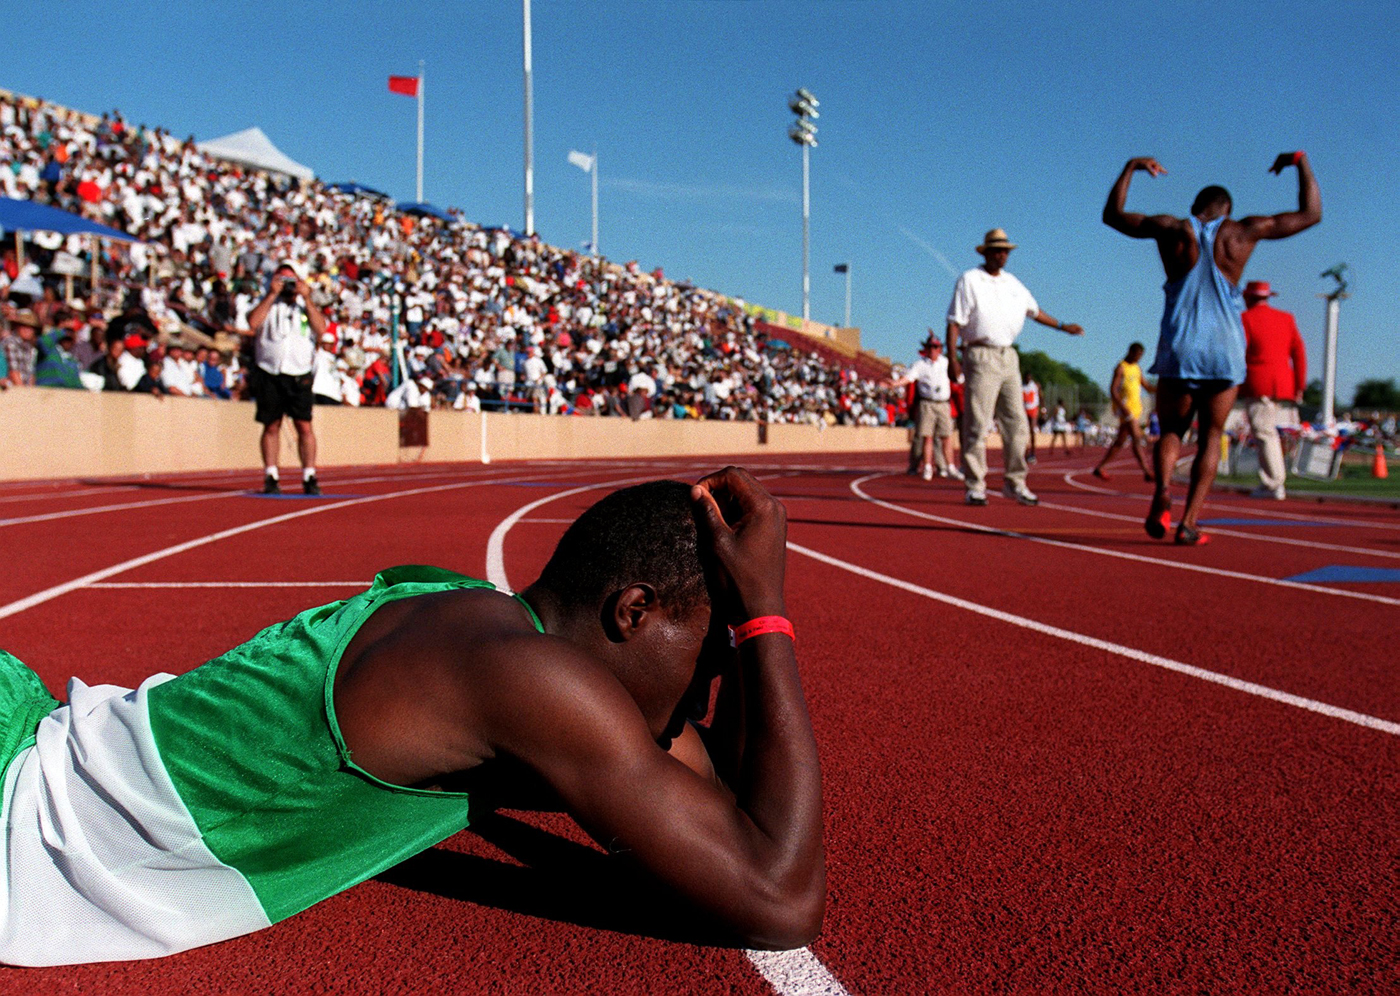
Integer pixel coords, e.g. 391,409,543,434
1092,342,1155,482
0,469,824,965
1103,153,1320,544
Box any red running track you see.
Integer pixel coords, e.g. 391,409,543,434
0,452,1395,994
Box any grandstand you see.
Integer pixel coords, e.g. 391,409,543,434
1,88,902,428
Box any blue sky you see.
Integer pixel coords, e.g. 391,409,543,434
8,0,1397,398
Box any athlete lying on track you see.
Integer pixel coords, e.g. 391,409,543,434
0,468,824,965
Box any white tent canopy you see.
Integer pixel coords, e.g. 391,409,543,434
196,127,314,182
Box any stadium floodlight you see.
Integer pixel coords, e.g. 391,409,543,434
788,87,819,321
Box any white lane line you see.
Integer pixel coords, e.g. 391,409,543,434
787,540,1400,737
850,475,1400,608
486,469,856,996
87,581,368,589
1062,468,1400,531
0,469,574,622
0,485,141,505
1037,497,1400,561
0,490,235,527
746,949,854,996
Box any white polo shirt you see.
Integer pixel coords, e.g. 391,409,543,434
907,354,951,402
946,267,1039,347
254,301,314,376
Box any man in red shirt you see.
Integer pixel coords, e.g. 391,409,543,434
1240,280,1307,499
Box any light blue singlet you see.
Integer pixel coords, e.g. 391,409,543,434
1150,216,1246,384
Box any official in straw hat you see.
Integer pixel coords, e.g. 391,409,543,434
1240,279,1306,500
892,332,962,481
945,228,1084,506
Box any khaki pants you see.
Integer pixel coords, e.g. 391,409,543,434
916,399,954,472
960,345,1029,492
1246,397,1296,494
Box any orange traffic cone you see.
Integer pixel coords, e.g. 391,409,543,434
1374,444,1389,480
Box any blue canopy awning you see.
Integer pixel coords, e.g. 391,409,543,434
396,202,454,223
327,181,391,201
0,198,141,242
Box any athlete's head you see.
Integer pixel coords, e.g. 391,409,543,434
1191,185,1232,219
1126,342,1145,363
528,480,717,745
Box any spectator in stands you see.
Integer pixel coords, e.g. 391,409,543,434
946,229,1084,506
243,260,326,496
1,310,40,387
89,332,127,391
1239,280,1306,500
35,323,84,388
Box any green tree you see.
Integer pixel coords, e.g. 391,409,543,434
1015,348,1106,406
1302,379,1323,408
1353,378,1400,411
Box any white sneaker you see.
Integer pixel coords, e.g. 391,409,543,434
1002,481,1039,506
965,489,988,506
1250,485,1286,501
948,467,966,481
921,464,934,481
937,468,950,478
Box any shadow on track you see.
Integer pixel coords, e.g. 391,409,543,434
376,811,747,947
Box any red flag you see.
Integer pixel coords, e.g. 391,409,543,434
388,76,419,97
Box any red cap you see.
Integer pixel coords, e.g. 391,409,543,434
124,334,147,350
1243,280,1277,299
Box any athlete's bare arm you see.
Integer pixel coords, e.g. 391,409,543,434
1216,152,1321,282
1103,157,1195,280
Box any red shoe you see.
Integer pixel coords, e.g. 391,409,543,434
1144,494,1171,540
1092,467,1112,481
1175,524,1211,546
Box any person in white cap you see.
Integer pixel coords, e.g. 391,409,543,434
243,260,327,496
946,228,1084,506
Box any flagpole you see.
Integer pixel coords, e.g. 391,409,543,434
522,0,534,236
416,61,424,203
591,146,598,258
844,263,851,328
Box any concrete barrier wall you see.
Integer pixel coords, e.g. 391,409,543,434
0,388,912,481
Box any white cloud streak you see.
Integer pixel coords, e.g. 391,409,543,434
897,225,958,276
604,176,798,205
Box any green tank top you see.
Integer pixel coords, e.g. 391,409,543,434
145,566,543,924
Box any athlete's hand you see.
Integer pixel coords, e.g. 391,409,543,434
1269,151,1305,175
692,467,787,620
1128,157,1166,177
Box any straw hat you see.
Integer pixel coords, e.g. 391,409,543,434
976,228,1017,253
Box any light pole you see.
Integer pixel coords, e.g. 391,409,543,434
522,0,534,236
834,262,851,327
1319,263,1348,429
788,88,818,322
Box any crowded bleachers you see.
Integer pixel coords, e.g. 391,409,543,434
1,91,904,427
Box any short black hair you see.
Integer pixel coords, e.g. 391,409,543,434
1191,185,1232,216
1128,341,1145,356
534,480,707,615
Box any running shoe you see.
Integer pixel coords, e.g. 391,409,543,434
965,489,988,506
1249,485,1286,500
1144,493,1171,539
1091,467,1111,481
302,475,321,496
1002,481,1039,506
1027,454,1037,464
948,467,966,481
1175,523,1211,546
921,464,934,482
262,474,281,495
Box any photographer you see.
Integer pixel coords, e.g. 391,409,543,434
243,260,327,495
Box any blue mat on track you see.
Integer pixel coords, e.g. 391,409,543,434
1199,518,1339,527
1286,566,1400,584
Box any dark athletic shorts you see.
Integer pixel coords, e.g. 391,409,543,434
1160,377,1236,395
252,368,315,424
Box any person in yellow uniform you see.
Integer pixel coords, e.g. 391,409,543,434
1093,342,1156,481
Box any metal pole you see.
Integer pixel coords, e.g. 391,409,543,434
522,0,534,236
14,230,22,270
1322,296,1340,428
844,264,851,328
416,61,424,203
390,292,401,390
591,147,598,258
801,141,810,322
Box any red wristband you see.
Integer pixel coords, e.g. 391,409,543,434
1291,150,1304,165
731,615,795,647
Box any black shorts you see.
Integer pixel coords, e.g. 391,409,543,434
252,368,314,424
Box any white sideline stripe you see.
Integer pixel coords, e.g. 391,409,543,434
0,485,140,505
1038,497,1400,561
0,469,579,622
849,475,1400,608
787,540,1400,737
0,490,234,527
486,470,856,996
88,581,368,589
746,948,854,996
1063,468,1400,530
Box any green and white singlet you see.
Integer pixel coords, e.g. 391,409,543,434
0,567,542,966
